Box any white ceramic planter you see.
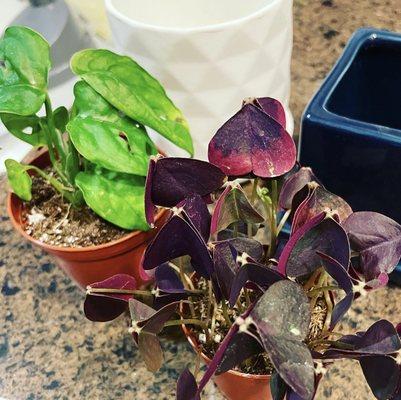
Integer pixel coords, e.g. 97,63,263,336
105,0,294,159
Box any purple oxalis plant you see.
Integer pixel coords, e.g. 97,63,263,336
83,97,401,400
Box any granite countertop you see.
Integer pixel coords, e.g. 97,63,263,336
1,1,401,399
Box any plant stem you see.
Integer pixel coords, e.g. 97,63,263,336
165,319,207,329
45,94,66,165
269,179,278,257
86,287,152,296
247,178,259,237
276,209,291,235
221,300,232,327
307,285,341,296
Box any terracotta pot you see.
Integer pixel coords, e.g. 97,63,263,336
6,148,169,289
182,322,271,400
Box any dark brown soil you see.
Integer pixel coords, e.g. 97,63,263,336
22,173,128,247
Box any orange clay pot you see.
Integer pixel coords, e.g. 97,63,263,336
182,324,272,400
6,148,169,289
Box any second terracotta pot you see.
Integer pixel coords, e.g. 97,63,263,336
182,325,272,400
6,149,170,289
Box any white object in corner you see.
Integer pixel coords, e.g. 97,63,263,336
105,0,294,160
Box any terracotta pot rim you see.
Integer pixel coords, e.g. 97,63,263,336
181,308,271,381
6,147,169,253
7,191,168,254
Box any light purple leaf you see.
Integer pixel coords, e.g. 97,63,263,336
278,213,350,278
84,274,137,322
210,183,264,235
208,104,296,178
279,167,320,210
245,97,287,128
292,184,352,234
138,332,164,372
343,212,401,282
142,214,213,278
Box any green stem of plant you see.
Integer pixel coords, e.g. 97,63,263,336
45,95,66,166
86,287,152,296
269,179,278,257
247,178,259,237
307,285,341,297
165,319,207,329
221,300,232,327
29,165,75,203
309,338,353,350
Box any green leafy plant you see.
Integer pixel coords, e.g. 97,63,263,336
1,26,193,231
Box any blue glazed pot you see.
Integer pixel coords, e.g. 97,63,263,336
299,28,401,282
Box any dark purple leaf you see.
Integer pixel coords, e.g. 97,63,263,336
179,194,211,242
251,281,314,399
360,356,401,400
292,184,352,234
177,368,199,400
279,167,320,210
142,214,213,278
221,237,264,261
216,331,263,374
210,183,264,235
213,241,239,300
193,307,254,398
318,252,354,329
278,213,350,278
248,97,287,128
271,370,289,400
142,302,179,334
343,212,401,282
323,320,401,359
229,262,285,307
208,104,296,178
150,156,226,207
84,274,137,322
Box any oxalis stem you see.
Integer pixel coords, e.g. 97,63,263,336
307,285,341,296
247,178,259,237
86,287,152,296
165,319,206,329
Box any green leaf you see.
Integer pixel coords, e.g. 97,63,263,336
5,159,32,201
70,49,193,155
67,116,149,176
75,169,148,230
0,113,46,145
53,106,69,133
67,81,156,176
0,26,50,115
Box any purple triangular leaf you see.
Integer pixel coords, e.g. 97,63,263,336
248,97,287,128
229,262,285,307
210,183,264,235
176,368,199,400
278,213,350,278
142,214,213,278
318,252,354,329
292,184,352,234
155,263,185,294
149,156,226,207
251,281,314,399
179,194,211,242
138,331,164,372
271,370,289,400
84,274,137,322
279,167,320,210
208,104,296,178
216,331,263,374
342,212,401,282
143,302,179,334
360,355,401,400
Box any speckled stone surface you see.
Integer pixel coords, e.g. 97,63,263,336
1,2,401,399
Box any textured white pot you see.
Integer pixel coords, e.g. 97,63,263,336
105,0,294,159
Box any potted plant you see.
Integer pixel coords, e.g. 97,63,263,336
83,98,401,400
2,26,193,288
